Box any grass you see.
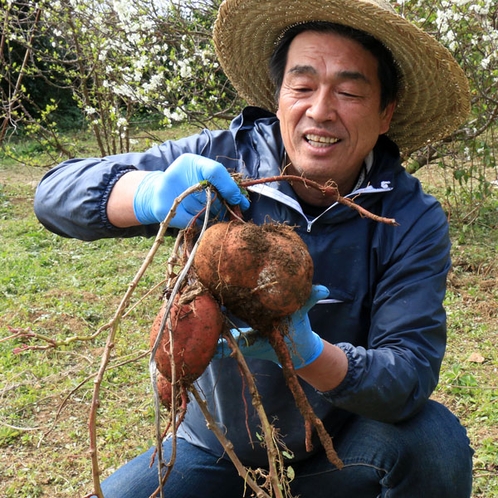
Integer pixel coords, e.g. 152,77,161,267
0,133,497,497
0,155,172,496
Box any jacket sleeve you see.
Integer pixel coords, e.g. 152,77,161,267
33,132,225,241
320,198,451,423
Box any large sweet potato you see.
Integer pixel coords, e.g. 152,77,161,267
193,221,313,330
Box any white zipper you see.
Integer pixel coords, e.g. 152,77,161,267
247,181,393,233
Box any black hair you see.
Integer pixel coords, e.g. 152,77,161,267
269,21,400,111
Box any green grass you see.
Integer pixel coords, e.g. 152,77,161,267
0,162,172,496
1,141,497,497
432,190,498,496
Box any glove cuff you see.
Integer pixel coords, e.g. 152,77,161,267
133,171,162,225
294,331,324,370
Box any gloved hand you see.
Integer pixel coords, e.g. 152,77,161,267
216,285,329,369
133,153,250,228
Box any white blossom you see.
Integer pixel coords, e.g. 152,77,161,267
116,117,128,130
481,56,492,69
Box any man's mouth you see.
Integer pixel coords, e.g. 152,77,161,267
305,134,340,147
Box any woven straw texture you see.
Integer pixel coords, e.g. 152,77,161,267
213,0,471,155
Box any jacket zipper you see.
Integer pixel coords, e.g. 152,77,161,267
247,182,393,233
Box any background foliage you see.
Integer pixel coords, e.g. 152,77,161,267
1,0,232,157
0,0,497,496
1,0,497,211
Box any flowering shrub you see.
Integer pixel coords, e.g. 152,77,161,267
1,0,236,155
1,0,497,203
395,0,498,205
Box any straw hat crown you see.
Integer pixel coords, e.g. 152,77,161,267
213,0,471,155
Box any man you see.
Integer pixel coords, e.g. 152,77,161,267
34,0,474,496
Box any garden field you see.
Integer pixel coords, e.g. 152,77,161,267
1,153,497,497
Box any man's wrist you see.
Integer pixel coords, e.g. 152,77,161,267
296,342,348,390
108,170,149,227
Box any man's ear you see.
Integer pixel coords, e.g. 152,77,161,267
379,101,396,135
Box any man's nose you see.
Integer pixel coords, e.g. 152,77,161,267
306,90,338,122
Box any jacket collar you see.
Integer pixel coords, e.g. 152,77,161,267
232,107,402,231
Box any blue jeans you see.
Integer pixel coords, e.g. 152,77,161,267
96,400,473,497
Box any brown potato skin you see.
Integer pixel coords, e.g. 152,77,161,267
150,291,223,386
155,371,173,407
194,222,313,330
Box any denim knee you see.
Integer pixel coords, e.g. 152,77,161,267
294,400,474,498
380,400,473,497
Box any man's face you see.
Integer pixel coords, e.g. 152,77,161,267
276,31,395,199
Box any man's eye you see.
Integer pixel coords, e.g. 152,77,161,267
292,86,312,93
338,89,364,99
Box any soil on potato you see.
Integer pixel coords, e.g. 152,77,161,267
194,222,313,332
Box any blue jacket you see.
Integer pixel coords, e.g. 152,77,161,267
34,107,450,467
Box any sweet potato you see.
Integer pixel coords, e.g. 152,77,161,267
155,371,174,407
192,221,342,468
193,221,313,330
150,289,224,387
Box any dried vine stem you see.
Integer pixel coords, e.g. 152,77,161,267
148,188,215,498
240,175,398,226
189,387,272,498
223,328,295,498
88,183,205,498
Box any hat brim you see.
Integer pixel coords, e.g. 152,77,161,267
213,0,470,155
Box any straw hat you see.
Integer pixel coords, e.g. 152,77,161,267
213,0,471,155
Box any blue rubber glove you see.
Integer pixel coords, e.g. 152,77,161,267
133,153,250,228
216,285,329,369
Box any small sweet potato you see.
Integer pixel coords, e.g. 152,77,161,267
150,289,224,387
